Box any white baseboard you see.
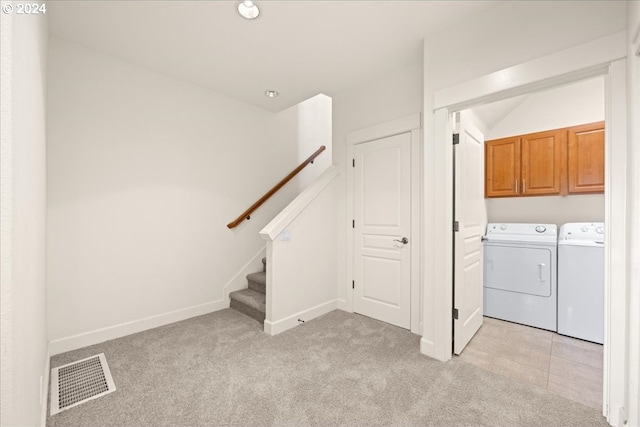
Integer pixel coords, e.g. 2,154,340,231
612,406,627,427
40,345,50,426
336,298,349,311
412,321,423,336
264,299,338,336
222,246,266,304
49,299,226,355
48,250,267,356
420,337,436,359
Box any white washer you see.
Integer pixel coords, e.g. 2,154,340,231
483,223,558,331
558,222,604,344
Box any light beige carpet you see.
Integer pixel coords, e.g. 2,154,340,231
47,309,608,426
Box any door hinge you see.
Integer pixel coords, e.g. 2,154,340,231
453,308,459,320
453,221,459,232
352,280,355,289
352,219,355,228
352,158,355,167
452,133,460,145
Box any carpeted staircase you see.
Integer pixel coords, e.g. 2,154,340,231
229,257,266,324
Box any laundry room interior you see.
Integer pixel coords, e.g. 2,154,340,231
457,76,606,410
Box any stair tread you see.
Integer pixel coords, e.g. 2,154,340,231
246,271,266,285
229,288,265,313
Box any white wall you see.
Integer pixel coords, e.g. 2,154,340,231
486,77,604,139
486,195,604,227
46,38,331,353
424,1,626,93
332,62,423,308
482,77,605,228
461,109,490,137
264,168,339,334
271,94,332,193
0,8,49,427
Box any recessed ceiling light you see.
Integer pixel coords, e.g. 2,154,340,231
237,1,260,20
265,90,279,98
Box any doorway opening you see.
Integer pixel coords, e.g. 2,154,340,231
425,33,627,426
452,76,606,410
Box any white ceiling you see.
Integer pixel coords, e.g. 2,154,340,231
48,1,497,112
472,95,530,131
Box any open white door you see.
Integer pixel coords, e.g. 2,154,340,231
353,133,411,329
453,112,487,355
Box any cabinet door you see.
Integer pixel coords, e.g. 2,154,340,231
567,121,605,194
520,129,565,196
485,137,520,198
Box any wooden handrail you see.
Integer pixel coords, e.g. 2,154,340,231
227,145,326,229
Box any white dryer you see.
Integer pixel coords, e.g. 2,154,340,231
557,222,604,344
483,223,558,331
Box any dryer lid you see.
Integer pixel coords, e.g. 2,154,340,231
484,223,558,243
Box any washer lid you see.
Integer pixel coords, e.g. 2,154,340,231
484,223,558,243
559,222,605,242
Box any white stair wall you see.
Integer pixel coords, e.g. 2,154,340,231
260,166,340,335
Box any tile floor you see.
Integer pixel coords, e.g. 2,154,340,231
456,316,603,410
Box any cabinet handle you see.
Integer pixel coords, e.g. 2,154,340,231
515,180,518,193
523,179,526,193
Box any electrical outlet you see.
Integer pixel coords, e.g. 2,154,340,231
281,228,291,241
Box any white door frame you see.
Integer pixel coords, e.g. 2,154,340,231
346,113,422,334
422,31,628,426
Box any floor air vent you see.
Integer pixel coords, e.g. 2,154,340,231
50,353,116,415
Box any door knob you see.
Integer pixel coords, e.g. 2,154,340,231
394,237,409,244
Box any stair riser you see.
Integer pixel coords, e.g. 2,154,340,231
230,299,265,324
228,259,267,324
248,279,266,294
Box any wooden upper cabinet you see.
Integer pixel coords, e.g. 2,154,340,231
484,122,603,198
485,137,520,198
567,121,605,194
520,129,565,196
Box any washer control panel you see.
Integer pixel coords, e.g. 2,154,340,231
559,222,605,242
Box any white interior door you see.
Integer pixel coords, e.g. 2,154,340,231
353,132,411,329
453,112,487,354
